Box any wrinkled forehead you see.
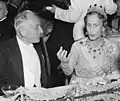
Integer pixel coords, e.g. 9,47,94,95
27,13,41,24
87,13,102,24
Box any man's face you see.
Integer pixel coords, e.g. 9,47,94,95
20,14,43,43
0,2,7,20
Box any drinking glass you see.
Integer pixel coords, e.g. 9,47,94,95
1,85,18,98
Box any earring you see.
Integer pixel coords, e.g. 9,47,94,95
101,29,106,37
85,32,88,35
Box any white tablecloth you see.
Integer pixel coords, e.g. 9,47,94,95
0,96,10,101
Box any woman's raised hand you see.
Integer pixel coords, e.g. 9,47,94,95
57,46,70,62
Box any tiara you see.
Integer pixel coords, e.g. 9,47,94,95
87,4,107,19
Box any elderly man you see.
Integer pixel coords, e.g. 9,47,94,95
47,0,117,41
0,10,50,95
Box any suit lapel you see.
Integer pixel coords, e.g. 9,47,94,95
7,37,24,85
34,43,45,66
34,43,48,87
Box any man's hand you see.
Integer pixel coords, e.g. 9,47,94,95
46,5,57,13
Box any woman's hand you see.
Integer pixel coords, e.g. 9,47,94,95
57,46,70,62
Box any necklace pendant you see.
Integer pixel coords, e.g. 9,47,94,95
93,56,96,59
88,51,91,53
99,52,101,55
93,49,96,52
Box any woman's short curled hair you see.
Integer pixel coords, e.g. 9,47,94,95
84,11,107,28
84,11,107,35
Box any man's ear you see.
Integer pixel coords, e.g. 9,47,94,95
5,10,8,16
39,26,43,34
19,27,27,37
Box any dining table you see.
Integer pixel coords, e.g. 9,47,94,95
1,32,120,101
0,81,120,101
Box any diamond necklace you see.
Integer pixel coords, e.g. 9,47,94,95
87,39,105,59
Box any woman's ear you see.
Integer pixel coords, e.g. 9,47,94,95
102,27,105,32
101,27,106,37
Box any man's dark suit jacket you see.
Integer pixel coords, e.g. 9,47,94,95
7,4,18,20
0,36,49,95
0,18,16,42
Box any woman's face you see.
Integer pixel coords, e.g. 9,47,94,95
86,13,103,41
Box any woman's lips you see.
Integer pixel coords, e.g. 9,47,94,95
89,34,95,37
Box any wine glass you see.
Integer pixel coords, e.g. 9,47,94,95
1,85,18,98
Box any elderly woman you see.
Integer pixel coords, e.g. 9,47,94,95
57,4,120,100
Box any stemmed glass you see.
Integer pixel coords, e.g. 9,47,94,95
1,85,18,98
65,86,77,99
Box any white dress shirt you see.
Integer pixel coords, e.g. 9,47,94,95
55,0,117,40
17,36,41,87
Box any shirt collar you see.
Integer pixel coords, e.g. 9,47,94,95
0,17,7,22
16,36,33,47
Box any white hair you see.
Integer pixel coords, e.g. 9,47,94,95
14,10,37,30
